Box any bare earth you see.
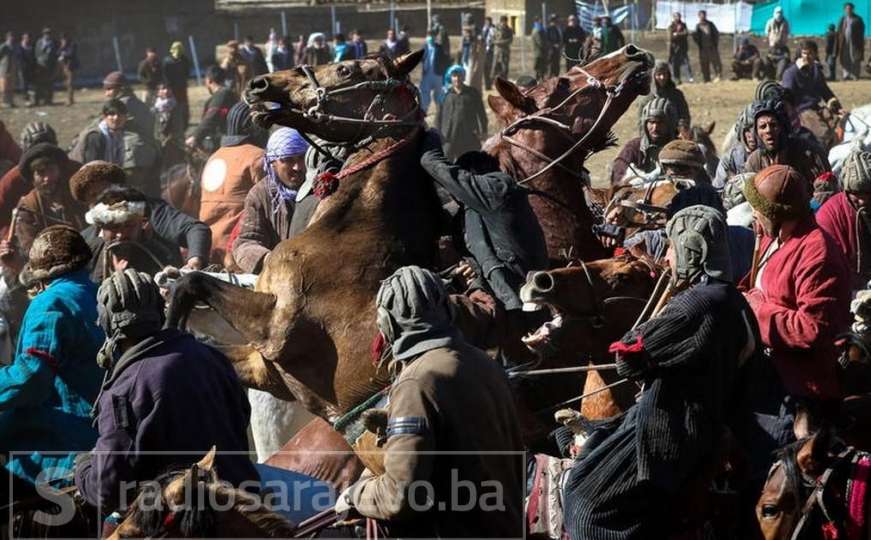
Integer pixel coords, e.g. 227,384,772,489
2,32,868,188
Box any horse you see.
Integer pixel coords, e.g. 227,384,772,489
757,428,871,540
485,44,654,264
107,448,298,539
678,121,719,178
160,146,208,219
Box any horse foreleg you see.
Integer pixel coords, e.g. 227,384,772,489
166,272,277,348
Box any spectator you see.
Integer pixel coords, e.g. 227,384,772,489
162,42,191,129
350,30,367,59
781,40,841,149
378,29,401,60
437,67,488,160
396,25,411,56
668,12,692,84
611,98,677,185
153,84,184,149
637,62,690,130
241,35,269,76
103,70,156,142
17,33,35,105
564,14,587,71
0,32,17,108
57,33,78,106
532,17,548,80
265,28,278,72
492,16,514,82
546,14,563,77
80,99,129,166
430,14,450,57
481,16,496,89
271,36,293,72
825,24,838,81
333,33,355,62
836,2,865,80
293,35,306,66
693,10,722,82
185,65,238,153
731,37,762,80
764,7,791,80
458,17,484,92
221,40,251,95
304,33,332,66
420,29,448,114
33,27,57,106
599,16,625,56
137,47,163,107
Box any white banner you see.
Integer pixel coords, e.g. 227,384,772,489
655,1,754,34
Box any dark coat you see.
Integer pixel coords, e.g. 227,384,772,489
137,58,163,90
563,26,587,61
161,55,190,95
420,138,548,310
836,14,866,63
75,329,258,512
611,136,665,185
781,62,836,113
192,87,239,147
693,21,720,50
436,85,488,160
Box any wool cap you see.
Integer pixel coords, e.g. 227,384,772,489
19,225,92,288
102,71,128,90
841,150,871,193
743,164,810,222
658,139,704,170
69,161,126,203
19,143,68,183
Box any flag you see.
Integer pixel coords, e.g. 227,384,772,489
575,1,636,31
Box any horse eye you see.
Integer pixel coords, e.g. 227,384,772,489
337,65,350,77
761,504,780,519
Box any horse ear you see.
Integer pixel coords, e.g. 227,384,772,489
494,77,536,113
390,49,425,78
488,95,517,122
196,446,217,471
705,121,716,135
796,429,831,477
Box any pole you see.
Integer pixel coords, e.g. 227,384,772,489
520,13,527,74
426,0,432,32
331,6,337,36
281,12,287,37
188,35,202,87
112,36,123,73
234,22,239,42
541,2,546,24
389,1,395,34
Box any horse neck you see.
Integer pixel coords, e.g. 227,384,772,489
213,486,296,538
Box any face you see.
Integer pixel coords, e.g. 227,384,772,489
387,29,395,40
146,50,156,61
273,155,306,189
743,128,758,151
645,117,669,142
568,16,577,26
673,13,681,22
847,191,871,209
32,162,61,196
99,217,145,244
654,70,670,86
756,114,782,151
451,72,463,89
699,12,707,21
158,85,170,99
104,111,127,131
846,4,854,16
753,209,777,237
800,47,817,64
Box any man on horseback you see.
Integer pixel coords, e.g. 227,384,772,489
75,269,258,515
335,266,524,538
611,97,677,185
0,226,104,507
781,40,842,150
564,205,759,539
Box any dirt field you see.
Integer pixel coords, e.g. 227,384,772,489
2,31,867,188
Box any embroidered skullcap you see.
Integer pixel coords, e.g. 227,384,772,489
841,150,871,194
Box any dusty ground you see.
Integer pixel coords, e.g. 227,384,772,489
2,31,868,188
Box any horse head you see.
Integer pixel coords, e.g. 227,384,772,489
245,50,425,143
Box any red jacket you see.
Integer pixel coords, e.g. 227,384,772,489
816,192,867,289
742,217,851,400
0,121,22,165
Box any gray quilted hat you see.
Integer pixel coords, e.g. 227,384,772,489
666,205,733,285
841,150,871,193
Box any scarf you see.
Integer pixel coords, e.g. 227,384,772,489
98,120,125,166
264,127,310,215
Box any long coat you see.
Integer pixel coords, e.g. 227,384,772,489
816,191,870,289
436,85,487,160
836,14,866,65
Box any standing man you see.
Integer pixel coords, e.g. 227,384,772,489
420,30,447,114
137,47,163,107
185,66,238,154
57,33,78,106
270,36,293,72
350,30,368,60
17,33,35,106
379,29,401,60
437,68,488,160
765,7,791,80
34,27,57,106
481,17,496,90
693,10,722,83
102,71,156,143
0,32,17,108
162,42,191,131
532,17,548,81
546,14,563,77
836,2,865,80
430,14,450,58
637,62,691,130
564,14,587,71
241,35,269,76
668,12,691,84
78,99,130,167
492,16,513,82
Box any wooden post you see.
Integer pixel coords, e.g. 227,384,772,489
112,36,123,73
331,6,337,36
281,11,288,37
188,35,202,87
234,22,239,42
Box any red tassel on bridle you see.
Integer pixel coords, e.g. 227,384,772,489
314,171,340,198
370,332,387,366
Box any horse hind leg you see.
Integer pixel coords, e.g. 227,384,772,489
166,271,277,349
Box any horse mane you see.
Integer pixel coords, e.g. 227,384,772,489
216,484,298,538
773,436,812,509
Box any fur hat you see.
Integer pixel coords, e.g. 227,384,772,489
69,161,127,203
19,225,92,288
841,150,871,193
658,139,704,170
19,143,68,183
743,164,810,222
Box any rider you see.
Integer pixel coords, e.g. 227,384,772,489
816,150,871,290
334,266,524,538
75,269,258,514
0,226,104,506
564,205,759,540
611,97,677,185
714,103,756,190
185,65,238,154
781,40,842,149
636,61,691,131
233,127,312,273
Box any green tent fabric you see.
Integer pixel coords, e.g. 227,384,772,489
750,0,871,37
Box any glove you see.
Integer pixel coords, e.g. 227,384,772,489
610,335,650,379
334,484,355,514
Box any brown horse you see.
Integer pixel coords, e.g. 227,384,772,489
485,45,653,263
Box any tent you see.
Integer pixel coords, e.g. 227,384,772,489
750,0,871,37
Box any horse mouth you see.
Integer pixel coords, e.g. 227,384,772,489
522,308,565,353
246,100,291,127
618,61,652,95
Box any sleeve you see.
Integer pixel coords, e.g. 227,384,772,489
0,309,65,410
0,123,22,164
350,377,437,520
781,68,796,91
610,143,635,185
420,142,509,213
192,97,222,144
232,188,275,274
82,131,103,164
713,153,733,190
475,91,488,136
0,167,31,232
13,206,40,255
678,93,691,126
149,200,212,262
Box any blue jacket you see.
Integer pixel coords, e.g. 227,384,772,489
0,270,104,485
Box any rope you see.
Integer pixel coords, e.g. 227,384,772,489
332,386,390,433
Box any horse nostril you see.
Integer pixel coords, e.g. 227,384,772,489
531,272,555,294
248,76,270,95
624,44,640,58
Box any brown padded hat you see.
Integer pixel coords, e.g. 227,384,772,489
743,164,811,222
658,139,704,169
69,161,127,203
19,225,92,288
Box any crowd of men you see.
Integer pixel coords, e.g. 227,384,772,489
0,5,870,539
0,27,79,107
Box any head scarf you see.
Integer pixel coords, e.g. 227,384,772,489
170,41,185,59
375,266,459,364
666,205,733,286
443,64,466,91
307,33,326,49
264,128,310,213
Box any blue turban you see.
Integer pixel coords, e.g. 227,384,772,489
264,128,310,213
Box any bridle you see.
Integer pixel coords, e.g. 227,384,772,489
500,65,649,186
603,174,696,230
